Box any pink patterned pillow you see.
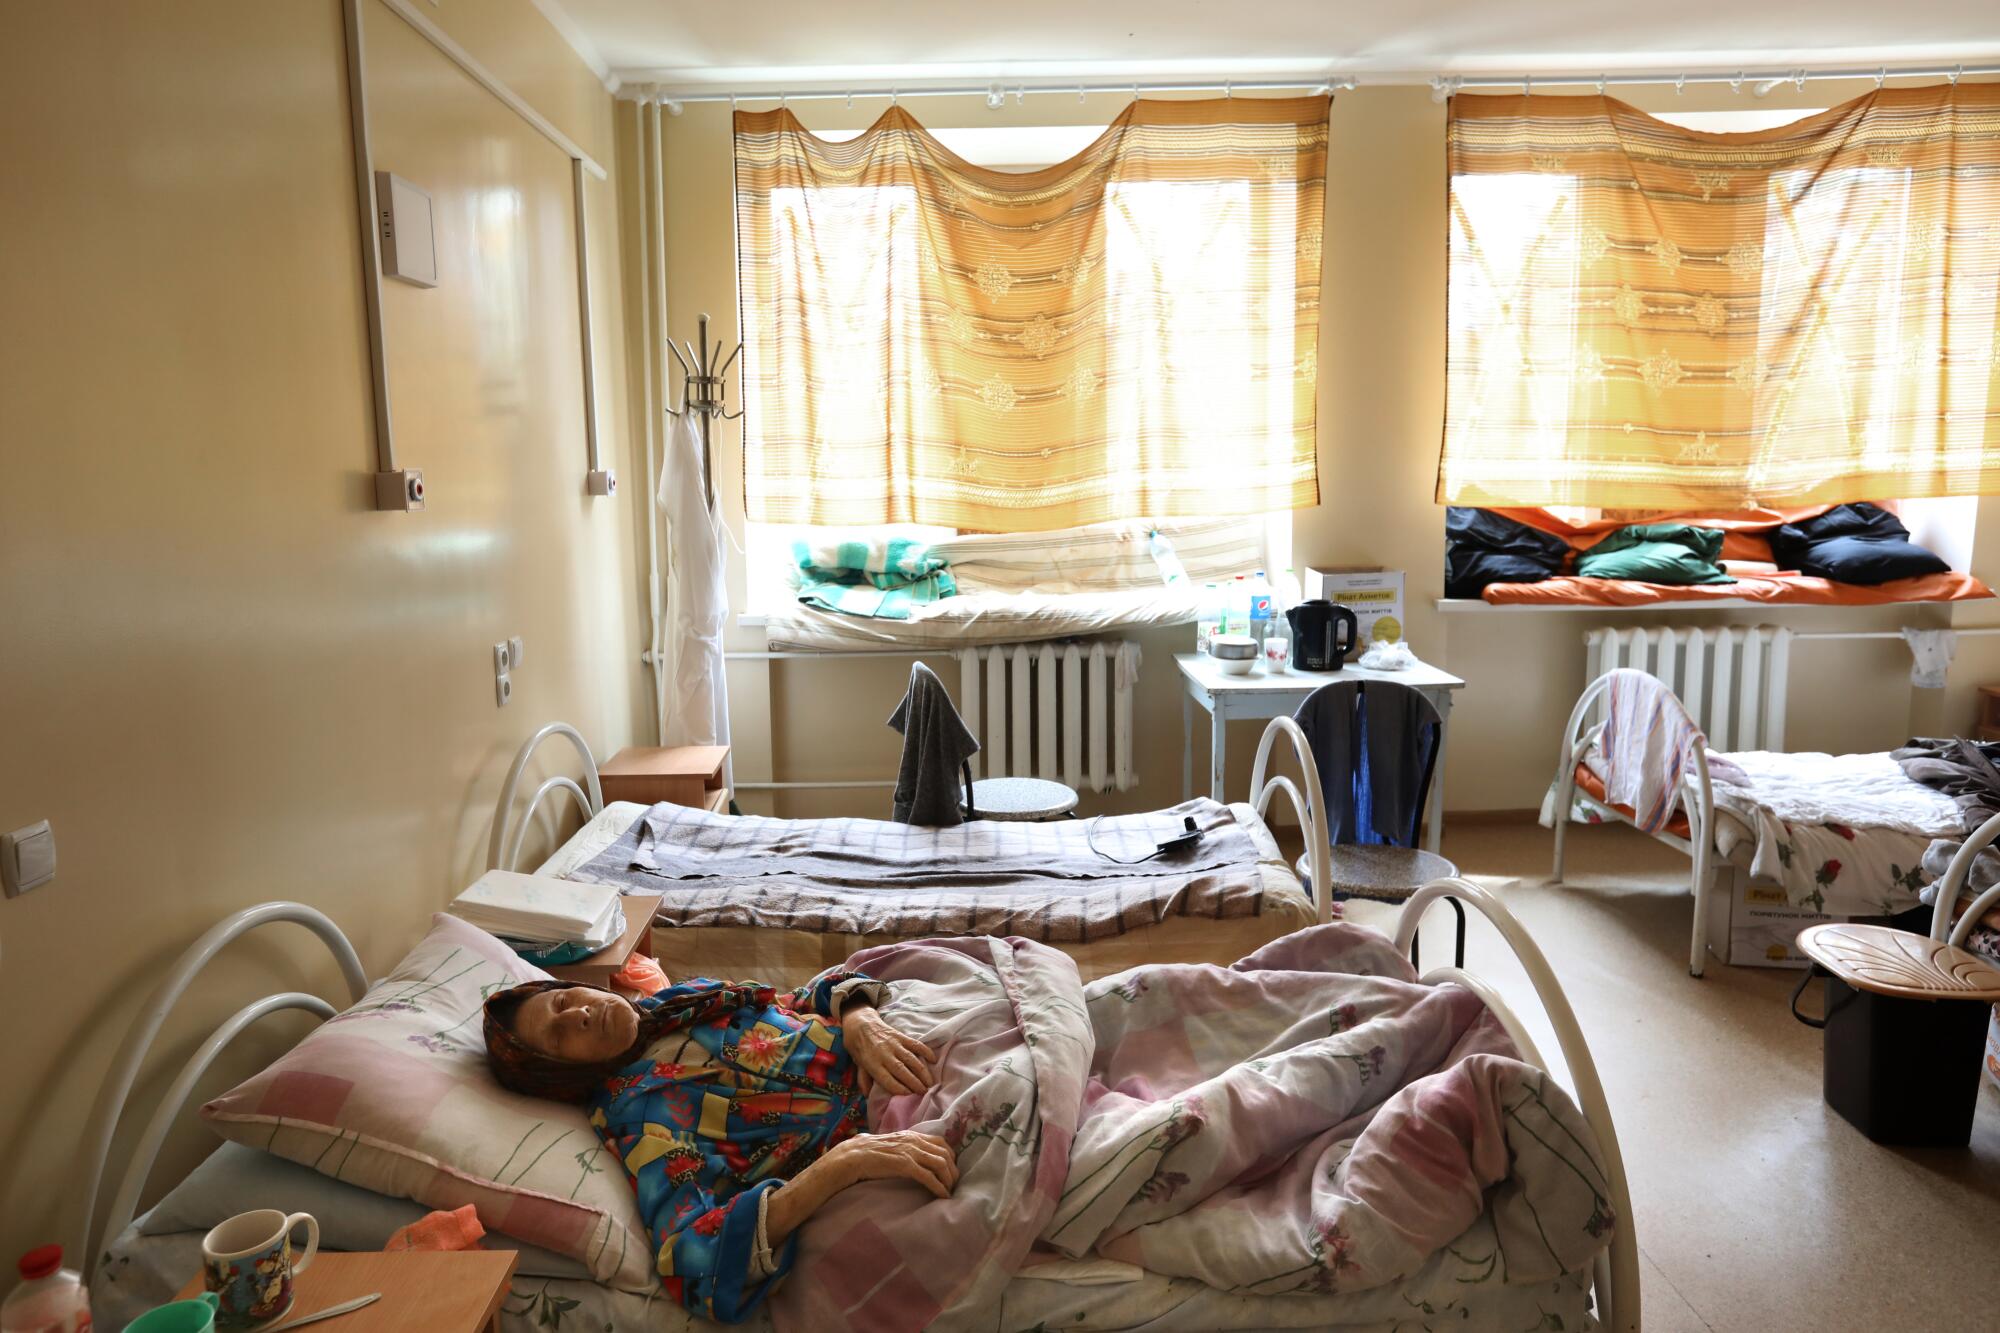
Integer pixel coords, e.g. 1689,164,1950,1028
202,914,655,1292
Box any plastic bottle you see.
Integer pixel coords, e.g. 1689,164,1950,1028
1247,569,1275,646
1230,575,1252,643
1147,528,1189,587
2,1246,92,1333
1196,582,1220,652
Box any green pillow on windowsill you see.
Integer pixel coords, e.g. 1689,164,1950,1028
1574,523,1735,585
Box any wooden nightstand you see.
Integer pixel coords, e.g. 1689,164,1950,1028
179,1250,517,1331
547,892,663,989
599,745,729,812
1978,686,2000,742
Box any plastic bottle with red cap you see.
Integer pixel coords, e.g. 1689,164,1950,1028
1,1246,91,1333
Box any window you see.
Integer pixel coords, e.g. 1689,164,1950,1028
733,97,1327,533
1438,85,2000,511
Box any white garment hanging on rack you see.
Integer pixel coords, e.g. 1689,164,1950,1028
659,410,733,790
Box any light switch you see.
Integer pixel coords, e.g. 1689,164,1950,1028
2,821,56,898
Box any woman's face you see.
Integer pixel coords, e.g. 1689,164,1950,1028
511,986,641,1063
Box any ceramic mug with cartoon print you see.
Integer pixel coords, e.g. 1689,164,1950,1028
200,1209,318,1328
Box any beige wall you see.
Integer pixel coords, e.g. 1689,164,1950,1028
0,1,642,1264
654,79,2000,819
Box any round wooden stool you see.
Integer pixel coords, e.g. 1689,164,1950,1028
963,776,1079,822
1794,923,2000,1146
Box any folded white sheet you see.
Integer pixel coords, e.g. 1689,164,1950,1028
449,870,623,948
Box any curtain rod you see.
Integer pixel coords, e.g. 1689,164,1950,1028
620,60,1999,113
627,77,1352,114
1438,60,2000,101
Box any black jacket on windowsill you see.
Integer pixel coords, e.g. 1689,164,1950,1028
1443,507,1570,599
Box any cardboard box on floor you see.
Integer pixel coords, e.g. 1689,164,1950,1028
1717,874,1846,969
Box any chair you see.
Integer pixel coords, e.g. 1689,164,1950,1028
888,661,1079,824
1292,679,1464,966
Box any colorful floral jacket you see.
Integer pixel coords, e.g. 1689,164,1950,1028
586,969,882,1323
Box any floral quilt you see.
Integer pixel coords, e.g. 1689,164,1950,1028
771,925,1614,1332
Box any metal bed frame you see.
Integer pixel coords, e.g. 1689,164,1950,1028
1551,669,1724,977
1931,810,2000,946
80,716,1639,1332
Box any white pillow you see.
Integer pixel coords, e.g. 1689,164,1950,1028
202,914,655,1292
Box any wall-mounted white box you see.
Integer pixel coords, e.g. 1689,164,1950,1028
2,820,56,897
375,171,437,288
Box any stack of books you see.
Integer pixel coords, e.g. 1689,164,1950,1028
449,870,624,952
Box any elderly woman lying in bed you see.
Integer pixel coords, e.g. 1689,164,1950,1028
483,970,953,1323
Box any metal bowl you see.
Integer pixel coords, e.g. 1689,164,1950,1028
1209,633,1258,661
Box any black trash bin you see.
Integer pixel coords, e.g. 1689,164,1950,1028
1793,923,2000,1148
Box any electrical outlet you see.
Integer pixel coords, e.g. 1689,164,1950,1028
586,469,618,497
496,673,512,707
494,642,511,675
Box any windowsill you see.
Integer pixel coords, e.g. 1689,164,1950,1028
737,612,771,629
1436,596,1966,614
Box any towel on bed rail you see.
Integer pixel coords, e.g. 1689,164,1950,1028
571,799,1269,941
1596,668,1720,833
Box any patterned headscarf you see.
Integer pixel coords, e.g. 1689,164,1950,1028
483,981,649,1104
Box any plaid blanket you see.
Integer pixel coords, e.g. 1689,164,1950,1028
793,535,957,619
571,800,1268,941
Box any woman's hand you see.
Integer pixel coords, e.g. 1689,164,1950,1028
766,1132,958,1245
842,1006,937,1096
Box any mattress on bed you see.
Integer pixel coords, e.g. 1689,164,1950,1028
536,802,1318,985
99,1201,1592,1333
1567,748,1953,917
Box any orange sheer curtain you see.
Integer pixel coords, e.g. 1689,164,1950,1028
734,97,1328,532
1439,85,2000,509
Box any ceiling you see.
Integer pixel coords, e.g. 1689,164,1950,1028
544,0,2000,91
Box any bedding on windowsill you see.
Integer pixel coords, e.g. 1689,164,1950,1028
1456,504,1993,607
1478,568,1993,607
755,516,1265,650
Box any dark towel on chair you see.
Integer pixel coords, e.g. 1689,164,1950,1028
888,661,980,826
1294,680,1442,847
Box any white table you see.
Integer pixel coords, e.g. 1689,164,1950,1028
1174,652,1467,854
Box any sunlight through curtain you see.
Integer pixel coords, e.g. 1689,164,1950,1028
1439,85,2000,509
734,97,1328,531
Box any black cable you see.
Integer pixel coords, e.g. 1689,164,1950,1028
1083,814,1170,864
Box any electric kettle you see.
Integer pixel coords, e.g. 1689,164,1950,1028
1285,599,1360,671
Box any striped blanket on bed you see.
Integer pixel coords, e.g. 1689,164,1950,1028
570,799,1268,941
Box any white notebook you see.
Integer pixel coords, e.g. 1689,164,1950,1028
449,870,624,949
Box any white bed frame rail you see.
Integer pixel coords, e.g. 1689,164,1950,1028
488,721,605,872
1254,717,1639,1332
1932,810,2000,946
1553,669,1722,977
74,902,368,1278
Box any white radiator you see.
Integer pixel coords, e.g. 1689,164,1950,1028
1585,625,1792,752
957,641,1142,792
